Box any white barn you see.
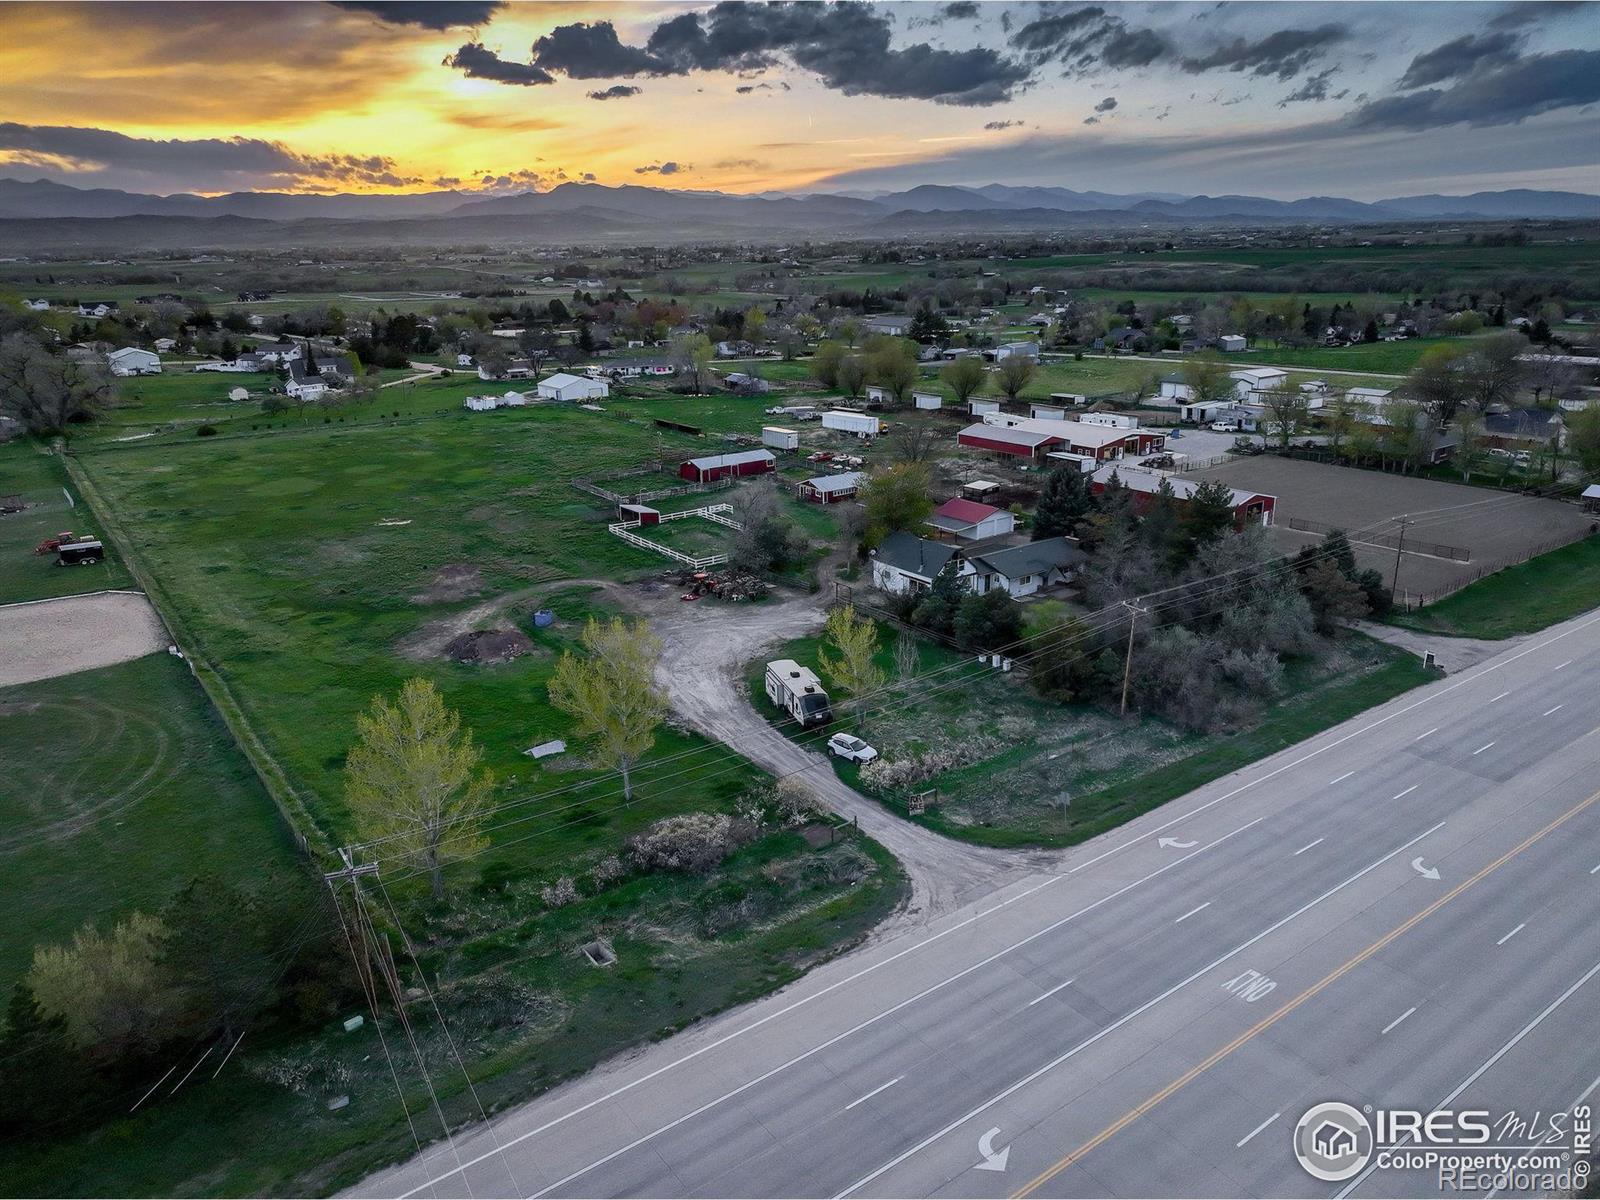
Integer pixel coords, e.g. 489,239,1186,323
537,372,609,402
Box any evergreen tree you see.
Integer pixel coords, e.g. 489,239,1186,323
0,981,97,1135
1032,465,1096,540
1181,479,1238,547
911,558,965,636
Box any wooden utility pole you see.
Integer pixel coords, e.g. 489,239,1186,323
1390,515,1410,604
1119,600,1146,717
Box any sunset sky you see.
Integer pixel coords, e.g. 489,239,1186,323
1,0,1597,201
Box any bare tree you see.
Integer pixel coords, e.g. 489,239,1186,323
0,334,117,434
997,355,1036,402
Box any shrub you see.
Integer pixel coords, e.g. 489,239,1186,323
775,778,824,826
589,854,626,887
540,876,579,908
196,424,218,437
627,812,740,874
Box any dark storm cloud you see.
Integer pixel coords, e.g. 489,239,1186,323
1279,66,1340,105
442,42,554,85
1353,49,1600,129
1099,27,1168,68
332,2,502,30
1487,0,1592,28
1177,26,1347,80
586,85,642,101
941,2,980,19
444,2,1030,107
1396,31,1524,89
1093,95,1117,112
0,122,421,187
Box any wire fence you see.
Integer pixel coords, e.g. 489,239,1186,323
1281,516,1472,562
1392,528,1596,609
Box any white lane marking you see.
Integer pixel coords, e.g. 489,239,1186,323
1175,902,1212,924
1555,659,1573,671
836,821,1446,1198
1496,923,1526,946
1330,771,1356,785
1394,785,1419,800
1027,979,1076,1008
211,1030,246,1078
1544,705,1564,717
1415,728,1439,742
519,818,1268,1200
400,613,1600,1199
1236,1112,1281,1148
1338,954,1600,1198
1473,742,1496,756
844,1077,901,1111
1489,691,1511,703
1294,838,1325,856
1590,863,1600,875
1382,1006,1417,1035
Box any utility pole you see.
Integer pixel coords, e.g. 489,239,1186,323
325,848,382,998
1390,515,1410,606
1119,599,1146,717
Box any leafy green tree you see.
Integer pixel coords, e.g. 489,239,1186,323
859,462,933,545
869,344,919,407
1179,352,1235,405
28,913,173,1061
954,588,1024,652
1023,601,1094,703
997,354,1035,401
817,604,885,728
0,982,100,1135
549,618,669,805
940,355,986,406
345,679,494,900
837,354,867,400
810,340,846,388
911,558,965,636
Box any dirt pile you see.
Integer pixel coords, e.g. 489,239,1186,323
444,628,532,665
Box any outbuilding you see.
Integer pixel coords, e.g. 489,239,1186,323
679,448,776,483
925,497,1016,542
913,391,943,410
821,410,881,437
761,426,800,451
1091,466,1275,528
538,372,609,402
956,422,1065,459
1218,334,1248,352
798,471,863,503
106,347,160,377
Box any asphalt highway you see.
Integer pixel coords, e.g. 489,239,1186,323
353,607,1600,1200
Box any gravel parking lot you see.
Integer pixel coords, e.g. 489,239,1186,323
0,591,168,686
1187,456,1595,598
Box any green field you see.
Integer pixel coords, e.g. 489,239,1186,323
751,624,1436,846
1391,535,1600,639
0,652,308,988
0,441,134,603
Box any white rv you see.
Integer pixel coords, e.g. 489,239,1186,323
764,659,833,726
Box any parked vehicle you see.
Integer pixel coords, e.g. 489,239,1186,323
56,538,104,566
827,733,878,763
1210,421,1240,433
764,659,832,726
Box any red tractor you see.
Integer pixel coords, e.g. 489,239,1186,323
34,531,78,555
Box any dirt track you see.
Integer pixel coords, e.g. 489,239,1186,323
0,591,168,687
625,580,1053,929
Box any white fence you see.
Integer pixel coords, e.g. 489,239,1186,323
607,504,743,569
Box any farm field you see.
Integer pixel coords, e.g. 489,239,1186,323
0,652,308,988
31,402,911,1196
0,441,133,603
751,624,1433,846
1390,535,1600,639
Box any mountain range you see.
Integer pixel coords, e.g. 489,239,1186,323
0,177,1592,249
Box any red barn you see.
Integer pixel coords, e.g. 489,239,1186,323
1090,466,1275,528
956,422,1065,459
679,448,776,483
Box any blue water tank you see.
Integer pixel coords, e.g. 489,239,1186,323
533,609,555,628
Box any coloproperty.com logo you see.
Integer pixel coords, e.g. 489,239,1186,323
1293,1101,1592,1192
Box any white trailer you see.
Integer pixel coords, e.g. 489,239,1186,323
764,659,832,726
822,410,881,437
761,425,800,451
913,391,942,410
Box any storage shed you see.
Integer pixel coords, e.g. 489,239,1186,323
679,448,776,483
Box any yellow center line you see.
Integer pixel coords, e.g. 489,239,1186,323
1012,785,1600,1199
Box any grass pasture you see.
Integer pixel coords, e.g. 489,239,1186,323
1390,535,1600,639
0,441,133,603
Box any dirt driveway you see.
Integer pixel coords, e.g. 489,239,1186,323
621,580,1054,928
0,591,168,686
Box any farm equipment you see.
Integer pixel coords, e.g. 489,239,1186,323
35,530,80,554
0,495,25,516
56,538,104,566
670,567,770,602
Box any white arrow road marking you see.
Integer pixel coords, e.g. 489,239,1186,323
1411,856,1441,880
1496,923,1525,946
1027,979,1075,1007
975,1128,1010,1173
1157,837,1198,849
1293,838,1324,856
845,1078,901,1111
1236,1112,1280,1148
1382,1006,1417,1035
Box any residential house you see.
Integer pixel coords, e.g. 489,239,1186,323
1090,466,1276,528
964,537,1087,598
153,337,178,353
255,340,302,365
1218,334,1248,352
537,372,609,402
870,532,960,595
1483,407,1565,453
678,448,775,483
105,347,160,377
1096,326,1148,352
925,497,1016,542
75,301,117,318
479,357,533,381
22,299,50,311
285,360,327,402
797,471,862,503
